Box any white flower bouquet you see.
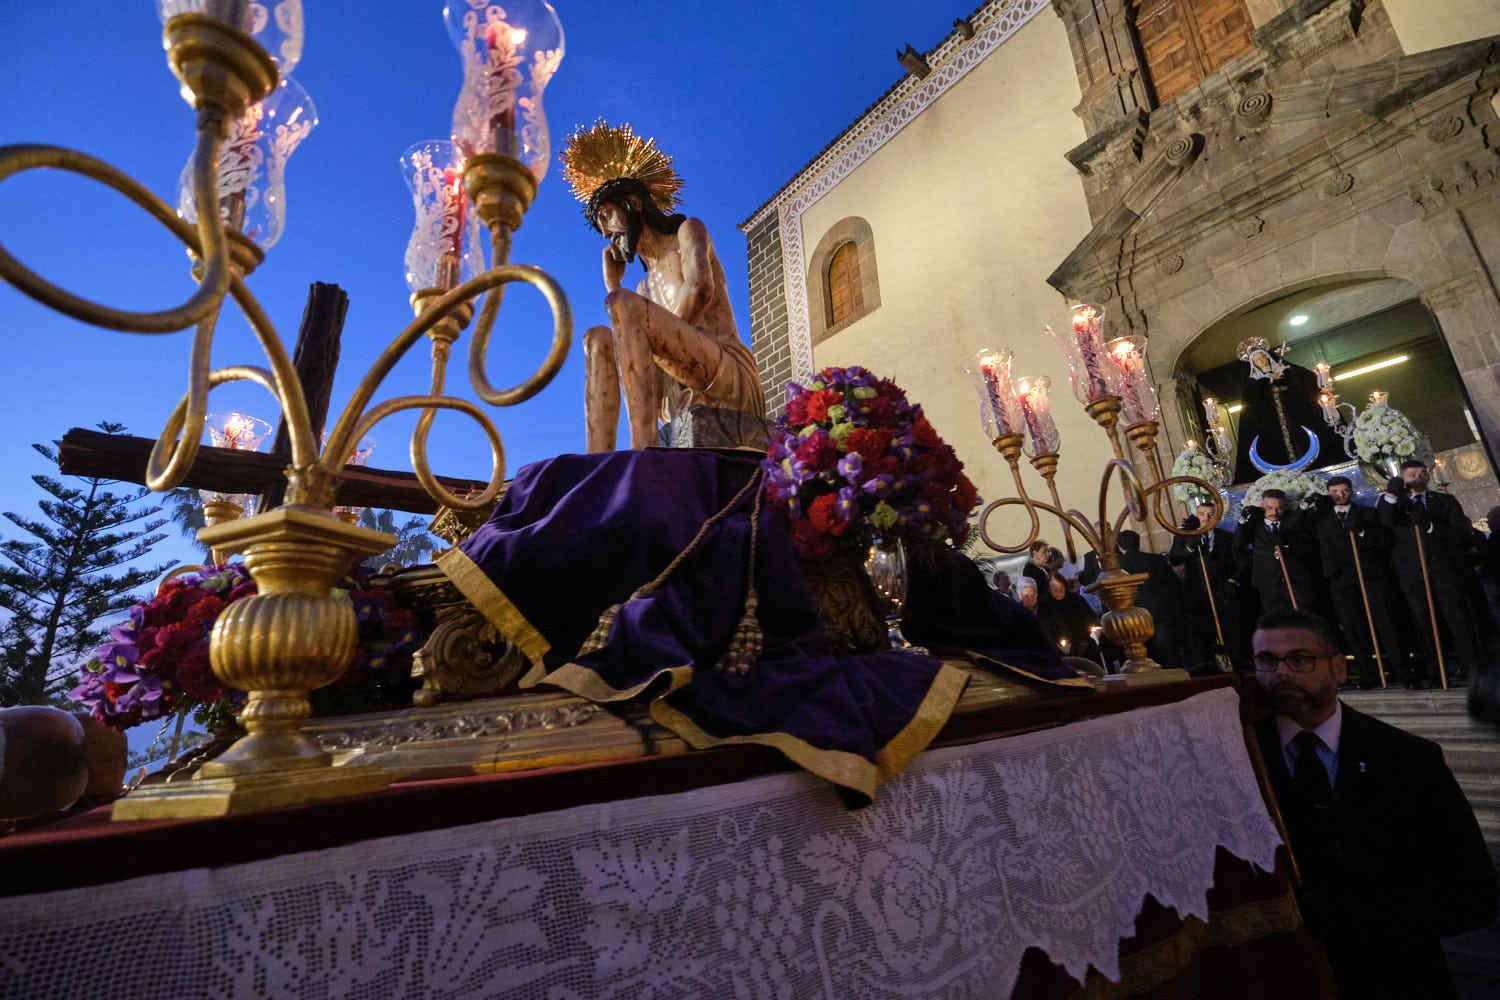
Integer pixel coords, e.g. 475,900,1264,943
1170,443,1223,506
1242,469,1328,507
1352,397,1420,466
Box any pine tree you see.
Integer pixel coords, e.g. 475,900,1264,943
0,423,173,705
165,486,210,559
358,508,437,569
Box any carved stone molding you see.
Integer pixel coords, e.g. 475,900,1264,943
1322,171,1356,198
1233,215,1266,239
1161,253,1185,274
1234,91,1273,125
1427,115,1465,145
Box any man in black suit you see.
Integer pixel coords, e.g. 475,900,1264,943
1171,500,1241,673
1021,540,1052,604
1251,609,1496,998
1377,459,1484,686
1303,476,1406,688
1235,489,1316,615
1117,529,1183,668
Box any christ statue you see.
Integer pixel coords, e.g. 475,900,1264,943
561,122,764,451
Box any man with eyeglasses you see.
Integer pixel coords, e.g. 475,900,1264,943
1251,609,1496,998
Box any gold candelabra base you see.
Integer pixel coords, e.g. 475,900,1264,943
113,506,397,819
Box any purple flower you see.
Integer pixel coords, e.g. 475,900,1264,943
95,640,137,671
838,452,863,483
836,487,858,521
862,473,895,498
115,672,165,718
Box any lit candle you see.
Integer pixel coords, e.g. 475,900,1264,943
1369,390,1389,406
1318,392,1340,425
1213,424,1232,455
1107,336,1156,427
1314,361,1333,392
437,165,467,290
1185,438,1198,451
974,348,1024,437
1069,303,1113,402
1203,396,1220,427
1058,637,1072,655
1015,376,1061,455
484,22,525,158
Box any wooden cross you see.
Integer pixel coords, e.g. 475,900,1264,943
57,284,486,515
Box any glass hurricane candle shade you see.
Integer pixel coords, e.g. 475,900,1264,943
1043,303,1114,405
1106,335,1158,427
401,141,486,294
1314,361,1333,392
200,412,272,507
176,76,318,251
1014,375,1061,457
964,348,1025,441
444,0,565,180
157,0,304,74
863,536,927,654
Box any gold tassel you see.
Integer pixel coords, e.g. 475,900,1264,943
714,587,763,677
578,602,622,657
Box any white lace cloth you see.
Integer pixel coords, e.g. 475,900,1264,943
0,688,1280,999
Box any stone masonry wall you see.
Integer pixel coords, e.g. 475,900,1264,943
744,213,792,416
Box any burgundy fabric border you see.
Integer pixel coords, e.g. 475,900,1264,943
0,676,1235,898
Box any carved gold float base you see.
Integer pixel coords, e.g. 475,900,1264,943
111,761,389,820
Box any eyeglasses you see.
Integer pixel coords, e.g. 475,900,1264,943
1252,651,1327,673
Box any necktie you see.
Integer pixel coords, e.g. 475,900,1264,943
1290,730,1332,806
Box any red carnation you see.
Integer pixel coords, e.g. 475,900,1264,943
804,389,843,424
846,428,892,464
141,624,197,671
184,594,227,629
791,518,834,559
176,638,226,702
956,473,979,512
785,394,809,426
796,432,838,472
862,396,895,427
807,493,848,537
912,416,941,448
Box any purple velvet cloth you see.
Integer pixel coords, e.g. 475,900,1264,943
454,449,1066,790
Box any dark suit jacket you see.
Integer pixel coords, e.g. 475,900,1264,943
1377,490,1472,575
1235,513,1315,607
1170,526,1236,593
1255,707,1497,998
1117,547,1178,620
1310,503,1390,586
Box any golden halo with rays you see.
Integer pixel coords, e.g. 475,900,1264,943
561,119,683,213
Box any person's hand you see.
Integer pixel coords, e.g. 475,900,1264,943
1299,494,1318,512
74,712,126,798
602,243,627,293
1385,477,1404,498
1238,504,1259,524
1180,515,1201,531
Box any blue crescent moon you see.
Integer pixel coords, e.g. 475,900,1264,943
1249,427,1320,473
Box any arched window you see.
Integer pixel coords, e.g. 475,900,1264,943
1133,0,1253,104
827,242,864,328
806,217,880,344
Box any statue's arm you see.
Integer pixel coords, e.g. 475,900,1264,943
602,244,627,294
672,218,715,325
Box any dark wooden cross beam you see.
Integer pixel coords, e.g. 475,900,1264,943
56,283,488,516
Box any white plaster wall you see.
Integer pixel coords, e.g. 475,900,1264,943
801,13,1106,547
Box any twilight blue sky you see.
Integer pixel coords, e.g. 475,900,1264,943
0,1,973,566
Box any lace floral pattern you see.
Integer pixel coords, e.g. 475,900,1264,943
0,690,1279,998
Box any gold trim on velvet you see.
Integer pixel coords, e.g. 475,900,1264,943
542,661,695,704
874,662,969,784
650,697,882,799
965,651,1096,691
435,547,552,667
1070,890,1302,998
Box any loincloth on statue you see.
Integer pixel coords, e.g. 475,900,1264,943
694,337,764,419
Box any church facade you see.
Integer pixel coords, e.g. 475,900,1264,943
741,0,1500,528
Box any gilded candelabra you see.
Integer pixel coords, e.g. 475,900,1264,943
972,307,1221,677
0,4,573,818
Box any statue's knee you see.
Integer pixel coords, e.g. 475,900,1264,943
604,288,641,321
583,325,613,358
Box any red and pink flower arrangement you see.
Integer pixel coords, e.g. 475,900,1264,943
70,563,425,731
765,366,981,559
